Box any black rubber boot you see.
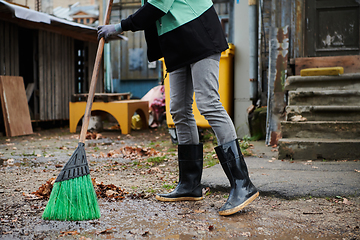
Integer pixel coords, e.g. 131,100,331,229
155,144,204,201
215,139,259,216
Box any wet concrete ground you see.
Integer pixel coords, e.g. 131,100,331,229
0,126,359,239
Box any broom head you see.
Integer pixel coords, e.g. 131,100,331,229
42,142,101,221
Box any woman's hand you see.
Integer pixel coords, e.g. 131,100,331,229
97,25,121,42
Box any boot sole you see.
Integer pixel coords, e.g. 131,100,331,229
219,191,259,216
155,195,204,202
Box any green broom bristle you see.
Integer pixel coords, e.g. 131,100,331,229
42,174,101,221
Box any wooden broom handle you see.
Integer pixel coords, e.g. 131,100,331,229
79,0,113,143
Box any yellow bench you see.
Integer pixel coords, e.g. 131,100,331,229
69,100,149,134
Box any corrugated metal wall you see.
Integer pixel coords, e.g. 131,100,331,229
0,19,101,121
0,21,19,76
38,31,75,120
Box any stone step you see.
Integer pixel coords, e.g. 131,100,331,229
285,73,360,91
278,138,360,160
288,90,360,106
281,121,360,139
286,105,360,121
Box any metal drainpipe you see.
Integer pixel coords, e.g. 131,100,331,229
228,0,234,43
249,0,258,104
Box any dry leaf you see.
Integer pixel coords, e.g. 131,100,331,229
290,115,307,122
96,227,116,234
148,167,163,174
29,178,55,199
142,231,150,237
79,237,92,240
240,232,251,237
59,231,79,237
343,198,351,205
202,187,210,195
194,209,205,213
7,159,14,165
23,193,43,200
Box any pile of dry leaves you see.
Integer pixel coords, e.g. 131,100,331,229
23,178,56,200
86,132,103,140
95,146,163,160
93,180,128,201
24,178,128,202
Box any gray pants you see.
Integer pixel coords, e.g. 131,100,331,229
169,53,237,145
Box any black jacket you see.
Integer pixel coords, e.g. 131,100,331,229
121,2,228,72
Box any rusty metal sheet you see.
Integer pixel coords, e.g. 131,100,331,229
266,25,289,146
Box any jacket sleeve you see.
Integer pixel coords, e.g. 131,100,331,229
121,2,167,32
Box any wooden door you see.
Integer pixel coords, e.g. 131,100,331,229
305,0,360,57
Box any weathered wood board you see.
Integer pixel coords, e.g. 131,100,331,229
295,55,360,76
0,76,33,137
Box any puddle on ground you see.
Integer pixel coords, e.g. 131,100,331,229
0,197,346,239
31,199,343,239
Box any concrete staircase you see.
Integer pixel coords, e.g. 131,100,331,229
278,73,360,160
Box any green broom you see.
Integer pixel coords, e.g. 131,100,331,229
42,0,114,221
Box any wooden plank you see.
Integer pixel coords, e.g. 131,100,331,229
295,55,360,75
0,76,33,137
0,76,10,135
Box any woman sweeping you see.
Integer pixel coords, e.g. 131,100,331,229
97,0,259,216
